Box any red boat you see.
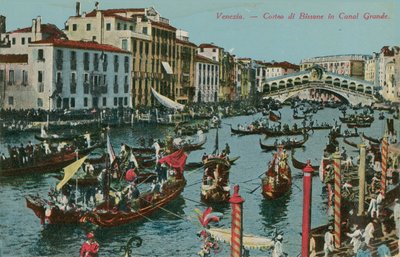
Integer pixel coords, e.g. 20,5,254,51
200,157,231,203
26,149,188,227
0,142,104,176
261,153,292,199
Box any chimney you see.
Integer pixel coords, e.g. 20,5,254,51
76,2,81,16
36,16,41,33
0,16,6,34
32,18,37,34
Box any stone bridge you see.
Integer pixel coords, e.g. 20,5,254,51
262,66,377,106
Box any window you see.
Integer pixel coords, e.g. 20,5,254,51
102,53,108,72
8,96,14,105
92,36,96,41
70,98,75,108
117,23,121,30
102,97,107,106
94,53,99,71
84,73,89,94
114,97,118,106
21,38,25,45
124,97,128,106
70,73,77,94
72,24,77,31
84,52,89,71
38,49,44,61
124,76,129,93
114,75,119,93
56,49,63,70
70,51,77,70
124,56,129,73
12,38,15,45
123,24,127,30
106,23,111,31
118,97,123,106
114,55,119,72
121,39,128,50
86,23,91,31
84,97,88,107
8,70,14,84
37,98,43,107
0,70,4,81
28,37,31,43
142,27,148,34
22,70,28,85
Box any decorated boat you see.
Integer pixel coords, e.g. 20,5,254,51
310,124,333,130
261,152,292,199
26,149,188,227
200,157,231,203
0,142,104,176
259,134,308,152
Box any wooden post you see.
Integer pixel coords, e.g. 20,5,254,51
301,161,314,257
332,152,342,248
229,185,245,257
380,133,388,196
357,144,366,216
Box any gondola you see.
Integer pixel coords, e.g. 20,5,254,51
264,128,308,137
339,115,374,124
342,137,359,149
290,149,320,173
310,125,333,130
261,153,291,199
259,134,308,152
186,156,240,171
361,133,381,144
0,142,104,176
346,122,372,128
200,157,231,203
230,126,266,135
34,134,78,142
130,136,207,154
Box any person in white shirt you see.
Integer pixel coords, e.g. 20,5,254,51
323,226,334,257
363,220,375,246
394,198,400,237
152,140,161,162
346,224,363,254
43,140,51,155
367,196,378,218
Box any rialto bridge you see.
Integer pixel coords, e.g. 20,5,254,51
262,66,377,106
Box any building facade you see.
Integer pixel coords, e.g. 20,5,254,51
64,4,195,107
300,54,369,79
194,55,219,103
0,16,131,110
254,60,299,92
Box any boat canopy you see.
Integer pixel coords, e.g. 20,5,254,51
56,155,88,191
151,88,184,111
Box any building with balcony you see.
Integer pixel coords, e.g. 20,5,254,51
0,16,131,110
64,3,192,107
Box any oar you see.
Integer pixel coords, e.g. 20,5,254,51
248,184,261,194
240,171,265,183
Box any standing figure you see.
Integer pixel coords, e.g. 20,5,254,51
272,235,285,257
324,226,335,257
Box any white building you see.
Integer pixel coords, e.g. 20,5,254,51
0,16,131,110
255,61,299,92
194,55,219,103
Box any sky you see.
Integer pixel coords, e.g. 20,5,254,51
0,0,399,63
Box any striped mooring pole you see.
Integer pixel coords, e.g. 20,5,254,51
229,185,245,257
301,160,314,257
380,133,388,197
333,151,342,248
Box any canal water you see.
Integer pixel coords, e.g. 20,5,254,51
0,106,392,257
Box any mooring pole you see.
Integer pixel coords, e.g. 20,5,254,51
333,152,342,248
229,185,245,257
358,144,366,216
301,160,314,257
380,133,388,197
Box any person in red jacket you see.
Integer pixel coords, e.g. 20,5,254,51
79,232,99,257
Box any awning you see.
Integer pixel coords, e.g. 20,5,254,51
161,61,173,74
151,88,184,110
207,228,274,250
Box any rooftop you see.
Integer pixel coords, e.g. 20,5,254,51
11,24,66,39
31,38,129,54
195,54,218,64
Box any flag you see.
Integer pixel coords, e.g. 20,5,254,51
56,155,88,191
269,111,281,122
158,149,188,174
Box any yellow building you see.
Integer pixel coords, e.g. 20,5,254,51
64,4,192,107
